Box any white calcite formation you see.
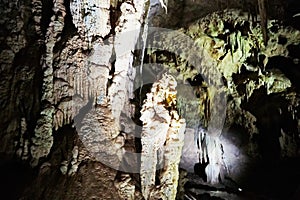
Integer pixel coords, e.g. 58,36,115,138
140,73,186,200
52,0,146,128
16,2,150,188
41,0,147,174
204,135,224,183
70,0,111,45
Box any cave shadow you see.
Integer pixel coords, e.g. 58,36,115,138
241,87,300,199
0,154,35,200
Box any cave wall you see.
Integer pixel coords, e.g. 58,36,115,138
183,10,300,182
0,0,147,199
147,6,300,199
0,0,43,158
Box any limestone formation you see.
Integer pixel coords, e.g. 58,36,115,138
144,9,300,185
140,73,186,200
31,0,66,166
114,173,136,200
1,0,300,199
183,9,300,181
45,0,146,174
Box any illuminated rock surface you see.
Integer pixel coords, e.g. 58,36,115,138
140,73,185,200
1,0,300,200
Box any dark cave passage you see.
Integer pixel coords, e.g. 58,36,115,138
0,156,35,200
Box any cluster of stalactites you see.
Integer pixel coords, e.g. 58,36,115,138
140,73,186,200
195,127,224,184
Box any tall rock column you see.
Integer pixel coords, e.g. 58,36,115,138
31,0,66,167
140,73,186,200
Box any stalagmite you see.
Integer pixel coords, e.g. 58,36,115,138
107,1,146,123
140,73,186,200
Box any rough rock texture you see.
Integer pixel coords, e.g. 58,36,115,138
1,0,300,199
114,173,136,200
31,0,66,167
48,0,146,176
0,0,147,199
20,160,120,200
0,0,43,159
185,9,300,164
140,73,186,200
151,0,292,29
141,8,300,199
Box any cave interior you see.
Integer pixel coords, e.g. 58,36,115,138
0,0,300,200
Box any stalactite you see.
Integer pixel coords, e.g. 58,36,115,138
183,9,300,184
140,73,186,200
204,135,224,184
48,0,146,134
41,0,149,182
16,118,30,160
139,2,151,105
159,0,168,13
32,0,43,44
195,126,224,184
258,0,268,45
